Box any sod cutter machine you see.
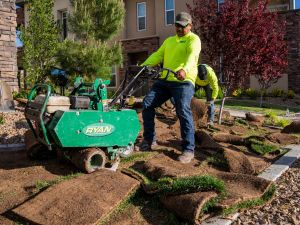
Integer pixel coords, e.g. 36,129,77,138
24,66,177,173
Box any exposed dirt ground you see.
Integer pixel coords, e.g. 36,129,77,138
0,99,299,224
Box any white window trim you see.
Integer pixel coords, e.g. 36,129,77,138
108,66,117,88
137,2,146,31
165,0,175,26
58,9,68,40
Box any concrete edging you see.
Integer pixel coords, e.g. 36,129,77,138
201,144,300,225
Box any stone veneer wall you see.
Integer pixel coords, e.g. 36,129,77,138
0,0,18,92
120,36,160,83
283,9,300,93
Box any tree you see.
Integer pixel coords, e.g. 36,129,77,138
56,0,125,80
188,0,287,121
21,0,59,84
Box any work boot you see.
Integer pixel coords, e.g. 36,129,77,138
135,140,158,152
178,151,194,164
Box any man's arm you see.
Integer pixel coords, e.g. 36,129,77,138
208,70,219,100
141,40,167,66
182,36,201,75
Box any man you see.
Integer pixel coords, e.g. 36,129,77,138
137,12,201,164
195,64,219,125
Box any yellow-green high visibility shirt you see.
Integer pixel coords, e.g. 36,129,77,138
195,64,219,100
141,32,201,85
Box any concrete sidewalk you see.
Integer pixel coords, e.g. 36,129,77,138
223,108,300,121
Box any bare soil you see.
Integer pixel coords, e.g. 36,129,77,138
0,100,299,224
11,170,139,225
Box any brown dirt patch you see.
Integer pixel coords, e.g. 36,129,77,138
266,132,299,145
195,130,222,149
0,151,76,214
212,133,244,145
282,120,300,134
12,170,139,225
213,171,273,208
130,153,206,180
160,191,217,224
191,97,207,129
245,112,264,123
223,147,256,174
230,125,251,135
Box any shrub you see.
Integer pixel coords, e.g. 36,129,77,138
231,88,243,97
264,111,291,127
0,113,4,125
12,90,29,99
244,88,260,99
286,90,296,99
269,88,285,97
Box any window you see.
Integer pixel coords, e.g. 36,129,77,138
165,0,175,25
137,2,146,31
58,10,68,40
108,66,117,87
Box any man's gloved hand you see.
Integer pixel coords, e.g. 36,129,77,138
176,69,186,81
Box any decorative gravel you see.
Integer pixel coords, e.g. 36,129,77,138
233,159,300,225
0,110,28,144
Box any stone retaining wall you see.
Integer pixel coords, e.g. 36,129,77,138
0,0,18,92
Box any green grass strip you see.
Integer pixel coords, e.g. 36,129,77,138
120,152,158,164
35,173,82,192
247,138,279,155
147,175,226,197
222,184,276,216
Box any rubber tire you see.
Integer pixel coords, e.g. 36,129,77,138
68,148,106,173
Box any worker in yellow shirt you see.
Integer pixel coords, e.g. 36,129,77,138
195,64,219,125
136,12,201,164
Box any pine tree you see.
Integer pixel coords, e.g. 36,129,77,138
56,0,125,79
21,0,59,84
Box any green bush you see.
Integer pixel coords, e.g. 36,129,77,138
286,90,296,99
264,111,291,128
231,88,243,97
269,88,285,98
244,88,260,99
12,90,29,99
0,113,4,125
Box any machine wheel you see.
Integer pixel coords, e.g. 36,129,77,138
68,148,106,173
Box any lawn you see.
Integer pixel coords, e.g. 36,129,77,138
215,98,300,116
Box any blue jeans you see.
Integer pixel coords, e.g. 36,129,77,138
142,80,195,152
200,84,215,123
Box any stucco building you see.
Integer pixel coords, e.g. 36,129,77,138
16,0,300,93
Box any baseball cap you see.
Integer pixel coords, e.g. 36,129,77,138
175,12,192,27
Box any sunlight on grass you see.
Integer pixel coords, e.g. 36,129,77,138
215,99,299,115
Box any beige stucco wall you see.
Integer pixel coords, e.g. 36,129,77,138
124,0,193,44
250,74,288,91
124,0,156,39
